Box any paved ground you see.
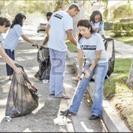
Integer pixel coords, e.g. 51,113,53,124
114,40,133,58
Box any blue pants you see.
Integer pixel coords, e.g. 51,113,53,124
49,48,66,96
69,62,108,116
5,49,15,76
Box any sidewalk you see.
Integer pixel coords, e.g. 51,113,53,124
114,40,133,58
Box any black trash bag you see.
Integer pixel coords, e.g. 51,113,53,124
104,38,115,77
5,65,39,118
35,47,51,80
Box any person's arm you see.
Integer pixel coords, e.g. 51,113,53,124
42,36,48,45
84,34,104,78
74,49,84,80
45,24,50,38
15,25,34,45
21,34,34,44
0,46,21,73
66,30,77,46
89,50,102,72
77,49,84,73
84,50,101,78
89,34,104,72
99,22,105,36
36,24,50,48
41,24,50,46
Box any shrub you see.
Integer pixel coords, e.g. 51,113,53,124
104,22,113,30
113,4,133,20
112,22,133,37
103,9,108,20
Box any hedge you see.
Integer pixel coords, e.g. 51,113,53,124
112,22,133,37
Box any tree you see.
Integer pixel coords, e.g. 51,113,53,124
54,0,70,11
0,0,5,15
102,0,109,20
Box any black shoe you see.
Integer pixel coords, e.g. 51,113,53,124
89,115,100,120
90,78,95,82
49,93,55,96
60,109,76,117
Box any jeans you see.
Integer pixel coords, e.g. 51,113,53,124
5,49,15,76
69,62,108,116
49,48,66,96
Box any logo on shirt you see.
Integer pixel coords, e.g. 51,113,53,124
54,14,63,19
81,45,96,50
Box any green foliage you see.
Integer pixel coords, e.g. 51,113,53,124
66,41,77,53
114,58,132,74
104,78,116,100
54,0,70,11
54,0,64,11
26,3,45,14
103,9,108,20
112,22,133,37
0,0,55,15
104,58,132,100
113,4,133,19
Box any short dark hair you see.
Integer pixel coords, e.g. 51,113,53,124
68,3,80,11
46,12,53,17
0,17,10,27
11,13,26,28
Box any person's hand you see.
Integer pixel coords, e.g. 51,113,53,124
72,74,80,81
14,67,23,74
84,69,91,79
32,43,39,48
76,73,80,80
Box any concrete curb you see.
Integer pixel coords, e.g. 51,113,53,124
67,50,131,132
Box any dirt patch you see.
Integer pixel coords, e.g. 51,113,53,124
110,83,133,131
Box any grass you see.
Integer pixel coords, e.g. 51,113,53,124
114,58,132,74
105,30,133,46
104,58,132,99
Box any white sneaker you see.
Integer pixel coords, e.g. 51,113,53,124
5,116,12,122
42,80,49,83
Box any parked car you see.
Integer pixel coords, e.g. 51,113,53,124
104,37,115,77
37,23,47,33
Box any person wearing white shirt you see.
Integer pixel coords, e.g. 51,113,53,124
90,10,104,36
61,19,108,120
46,4,80,99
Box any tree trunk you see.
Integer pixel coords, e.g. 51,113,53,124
127,61,133,90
